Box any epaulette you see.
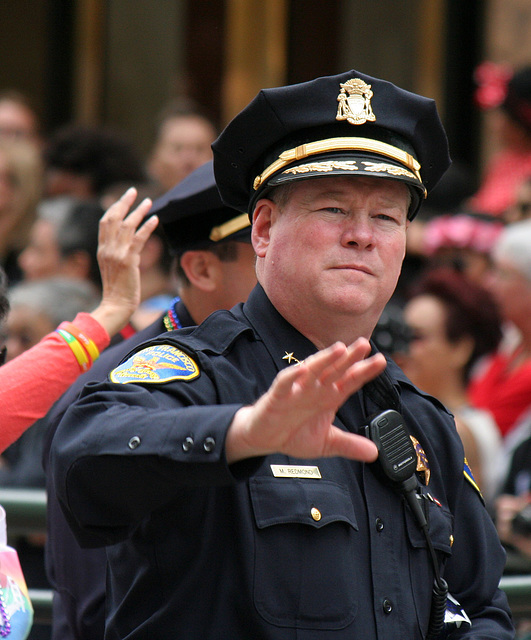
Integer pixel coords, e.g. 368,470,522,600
109,309,254,385
164,309,255,356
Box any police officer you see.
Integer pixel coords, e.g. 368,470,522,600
43,159,256,639
51,70,515,639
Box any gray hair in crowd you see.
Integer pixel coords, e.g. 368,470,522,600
8,277,100,327
36,196,104,288
37,196,77,227
492,218,531,281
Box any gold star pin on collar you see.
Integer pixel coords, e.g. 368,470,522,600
282,352,304,365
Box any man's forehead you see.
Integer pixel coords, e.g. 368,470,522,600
289,175,410,202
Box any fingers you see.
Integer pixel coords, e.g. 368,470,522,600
280,338,385,398
99,187,157,241
268,343,349,401
316,339,371,386
99,187,138,227
229,339,385,465
133,210,159,243
266,338,386,433
121,196,154,228
337,351,387,397
324,426,379,462
267,361,307,400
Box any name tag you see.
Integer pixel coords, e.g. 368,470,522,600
270,465,321,479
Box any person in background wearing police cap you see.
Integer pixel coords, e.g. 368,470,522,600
50,71,515,639
42,159,256,640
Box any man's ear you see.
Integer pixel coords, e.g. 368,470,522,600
179,251,218,292
252,199,276,257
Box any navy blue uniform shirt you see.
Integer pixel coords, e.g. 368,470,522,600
43,300,194,640
51,284,514,639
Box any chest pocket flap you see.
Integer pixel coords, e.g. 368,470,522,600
250,477,358,530
404,494,454,556
248,476,359,629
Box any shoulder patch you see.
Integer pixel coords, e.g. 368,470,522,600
463,457,485,504
110,344,200,384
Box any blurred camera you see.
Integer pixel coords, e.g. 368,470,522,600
511,503,531,537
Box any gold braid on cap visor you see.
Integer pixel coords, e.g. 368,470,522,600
253,136,424,193
209,213,250,242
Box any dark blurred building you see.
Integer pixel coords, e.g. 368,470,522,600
0,0,530,198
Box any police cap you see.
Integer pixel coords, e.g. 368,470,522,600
150,160,250,254
212,70,451,220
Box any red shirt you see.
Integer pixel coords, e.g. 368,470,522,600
468,148,531,216
0,312,110,453
468,349,531,437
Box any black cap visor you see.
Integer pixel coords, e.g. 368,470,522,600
253,150,425,219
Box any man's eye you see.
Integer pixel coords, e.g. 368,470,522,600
323,207,344,214
375,213,398,222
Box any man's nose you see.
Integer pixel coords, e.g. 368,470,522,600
340,216,374,248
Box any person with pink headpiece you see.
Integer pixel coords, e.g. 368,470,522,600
468,63,531,217
422,211,504,285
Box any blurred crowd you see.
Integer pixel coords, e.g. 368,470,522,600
0,89,221,639
374,63,531,635
0,63,530,638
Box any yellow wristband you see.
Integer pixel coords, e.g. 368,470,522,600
58,321,100,362
56,329,91,372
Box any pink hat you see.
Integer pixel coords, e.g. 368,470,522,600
423,213,504,256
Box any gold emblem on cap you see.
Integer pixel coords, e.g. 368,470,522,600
336,78,376,125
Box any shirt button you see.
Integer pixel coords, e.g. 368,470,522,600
203,436,216,453
375,517,384,532
311,507,322,521
128,436,141,450
382,598,393,614
182,436,194,452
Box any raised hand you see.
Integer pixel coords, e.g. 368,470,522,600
91,187,159,336
226,338,385,464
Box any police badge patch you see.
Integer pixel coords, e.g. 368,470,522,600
110,344,200,384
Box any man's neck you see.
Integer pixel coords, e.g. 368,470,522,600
179,287,221,326
269,296,375,350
